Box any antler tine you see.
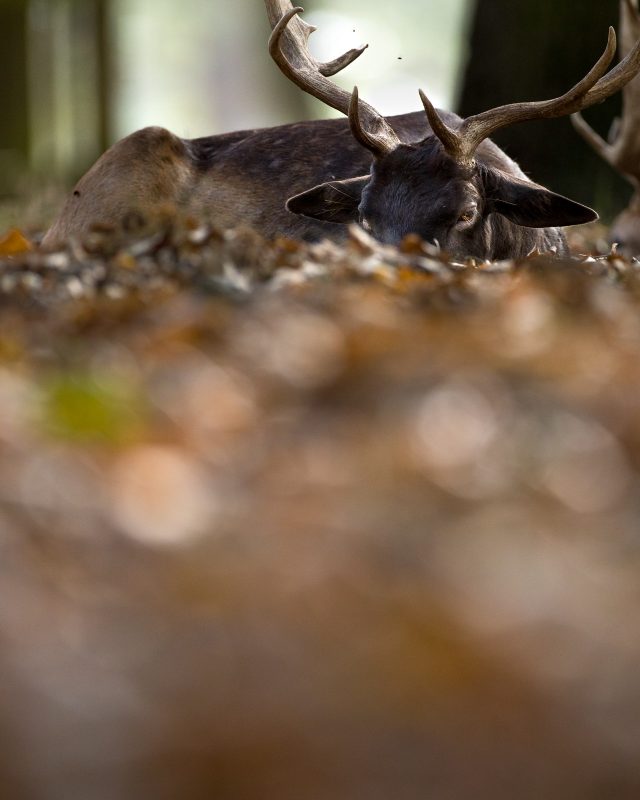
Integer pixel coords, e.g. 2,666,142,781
348,86,400,157
454,26,640,163
579,29,640,105
418,89,463,160
266,2,400,156
572,4,640,187
320,47,369,78
268,7,367,89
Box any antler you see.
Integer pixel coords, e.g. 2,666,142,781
572,1,640,189
421,25,640,166
265,2,400,156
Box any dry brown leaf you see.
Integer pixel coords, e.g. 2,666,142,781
0,228,33,257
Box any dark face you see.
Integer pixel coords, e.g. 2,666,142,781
286,136,598,258
356,141,488,257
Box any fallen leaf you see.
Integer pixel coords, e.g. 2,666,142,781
0,228,33,257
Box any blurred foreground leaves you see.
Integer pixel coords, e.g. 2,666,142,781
1,217,640,799
42,370,147,443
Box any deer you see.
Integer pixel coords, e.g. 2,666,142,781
572,0,640,255
43,1,640,260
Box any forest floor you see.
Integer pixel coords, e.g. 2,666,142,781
1,210,640,798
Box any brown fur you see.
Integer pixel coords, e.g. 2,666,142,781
45,128,194,244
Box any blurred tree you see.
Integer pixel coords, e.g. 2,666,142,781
0,2,29,195
112,0,311,139
459,0,629,221
29,0,112,183
0,0,112,193
97,0,112,152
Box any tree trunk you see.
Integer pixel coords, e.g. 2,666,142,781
96,0,112,152
458,0,629,221
25,0,112,185
0,1,29,195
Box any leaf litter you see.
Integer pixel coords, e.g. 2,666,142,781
1,214,640,798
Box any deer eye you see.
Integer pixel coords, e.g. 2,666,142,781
456,207,478,229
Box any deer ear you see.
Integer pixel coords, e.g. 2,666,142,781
486,170,598,228
286,176,368,223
